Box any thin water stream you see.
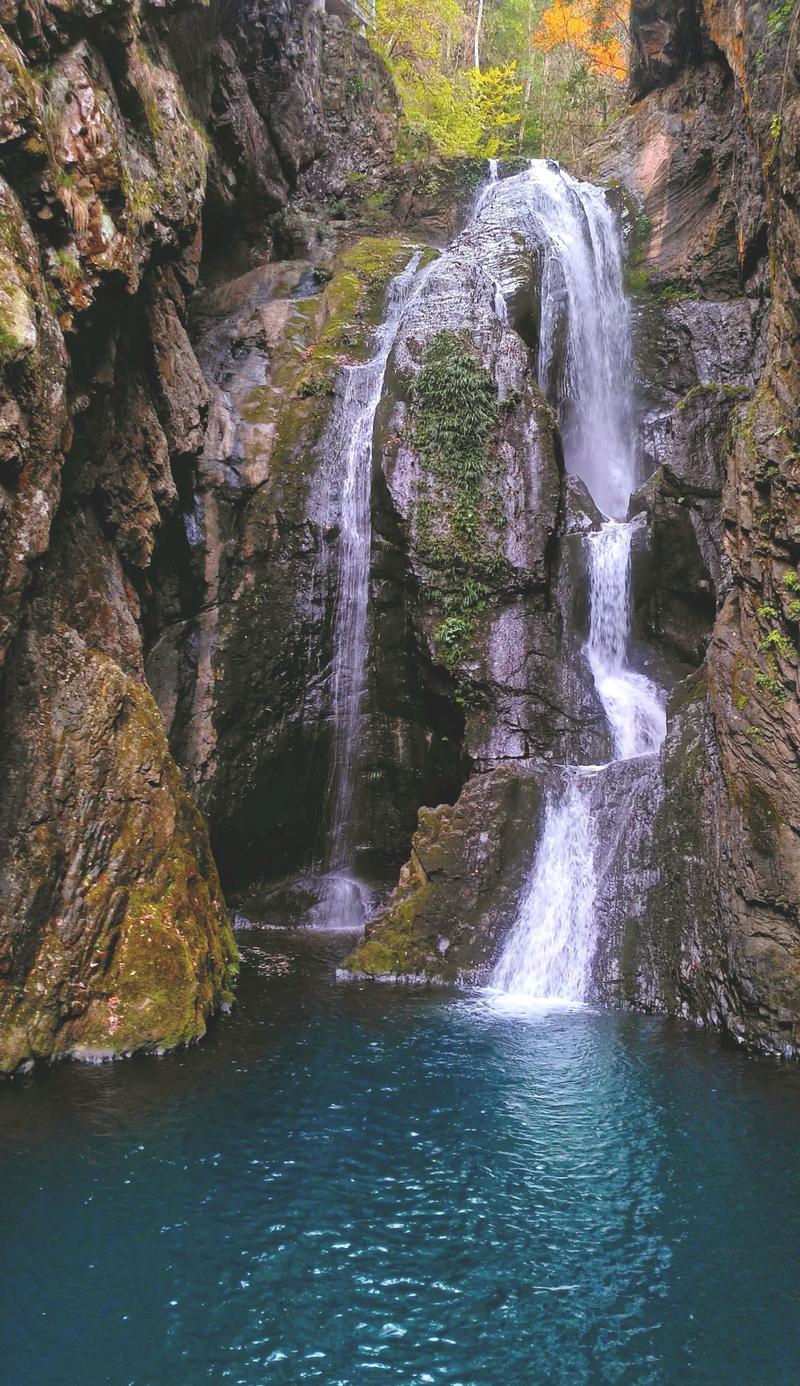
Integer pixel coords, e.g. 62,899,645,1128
312,252,428,929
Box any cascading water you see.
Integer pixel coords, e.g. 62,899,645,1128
314,160,664,954
492,778,597,1000
530,163,636,522
586,520,666,761
490,160,666,1001
313,252,427,929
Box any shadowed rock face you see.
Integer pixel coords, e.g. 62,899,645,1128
629,0,702,99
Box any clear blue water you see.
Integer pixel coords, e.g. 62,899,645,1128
2,930,800,1386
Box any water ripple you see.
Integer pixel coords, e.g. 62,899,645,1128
2,931,800,1385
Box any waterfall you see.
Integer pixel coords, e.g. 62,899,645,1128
527,162,637,522
492,777,597,1001
313,252,427,929
490,161,665,1002
586,521,665,761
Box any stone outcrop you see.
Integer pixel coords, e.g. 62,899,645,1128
618,0,800,1056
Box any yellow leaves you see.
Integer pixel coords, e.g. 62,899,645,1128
396,63,522,157
375,0,466,70
534,0,628,80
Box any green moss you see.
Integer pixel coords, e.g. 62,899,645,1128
312,236,421,366
408,330,504,673
0,249,36,364
754,665,787,702
343,883,436,976
0,660,237,1072
55,248,81,286
625,266,650,294
237,238,431,518
71,682,237,1057
652,278,694,303
760,627,793,658
677,382,745,413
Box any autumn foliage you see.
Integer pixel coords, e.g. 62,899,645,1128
534,0,627,79
370,0,630,162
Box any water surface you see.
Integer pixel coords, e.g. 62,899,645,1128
2,930,800,1385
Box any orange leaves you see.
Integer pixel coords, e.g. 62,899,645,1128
534,0,628,80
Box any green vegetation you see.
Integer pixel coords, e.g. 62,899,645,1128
760,627,793,659
409,330,509,673
55,248,81,282
768,0,797,37
625,267,649,294
239,241,430,517
412,329,499,537
370,0,629,162
754,667,787,702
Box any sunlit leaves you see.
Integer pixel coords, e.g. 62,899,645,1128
534,0,627,79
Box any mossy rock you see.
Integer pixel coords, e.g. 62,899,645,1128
0,644,238,1071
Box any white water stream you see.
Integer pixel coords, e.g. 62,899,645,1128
314,251,427,928
491,161,665,1002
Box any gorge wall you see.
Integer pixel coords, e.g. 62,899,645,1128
0,0,406,1067
2,0,800,1071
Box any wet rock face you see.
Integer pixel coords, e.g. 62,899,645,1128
377,208,611,772
342,764,551,982
0,629,237,1072
146,240,469,895
151,176,607,905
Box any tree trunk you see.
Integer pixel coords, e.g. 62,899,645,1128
518,72,532,149
540,53,549,156
473,0,484,70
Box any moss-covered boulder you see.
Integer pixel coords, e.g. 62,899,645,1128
0,634,237,1072
341,764,551,982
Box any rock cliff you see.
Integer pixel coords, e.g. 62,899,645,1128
345,0,800,1059
0,0,401,1067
